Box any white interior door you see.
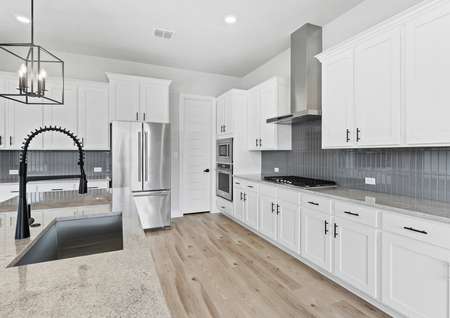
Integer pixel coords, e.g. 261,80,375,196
180,95,213,214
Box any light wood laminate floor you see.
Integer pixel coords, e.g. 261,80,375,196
146,213,390,318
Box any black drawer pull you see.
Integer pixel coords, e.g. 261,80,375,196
344,211,359,217
403,226,428,235
247,185,254,188
308,201,319,206
221,206,226,209
51,188,64,191
88,186,99,189
235,182,240,185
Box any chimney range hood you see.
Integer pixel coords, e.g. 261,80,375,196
267,23,322,125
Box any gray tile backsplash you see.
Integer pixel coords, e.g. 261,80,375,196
0,151,111,183
262,119,450,202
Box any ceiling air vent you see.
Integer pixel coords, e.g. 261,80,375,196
153,28,175,40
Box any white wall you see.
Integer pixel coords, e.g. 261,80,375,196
239,49,290,90
0,50,241,217
323,0,425,49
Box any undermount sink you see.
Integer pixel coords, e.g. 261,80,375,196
9,213,123,267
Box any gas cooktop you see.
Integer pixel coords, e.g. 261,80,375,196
263,176,336,188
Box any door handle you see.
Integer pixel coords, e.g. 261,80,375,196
10,136,12,146
0,135,2,146
324,220,329,235
356,128,361,142
240,192,243,201
136,112,139,121
334,223,338,238
346,129,350,142
259,139,262,147
143,112,146,121
276,204,280,215
243,193,247,201
138,131,142,182
256,139,258,147
203,169,210,173
271,202,275,214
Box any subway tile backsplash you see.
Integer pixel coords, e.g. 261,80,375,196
262,119,450,202
0,151,111,183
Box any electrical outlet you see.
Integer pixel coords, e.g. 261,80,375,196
9,169,18,175
274,167,280,173
94,167,103,173
365,177,376,185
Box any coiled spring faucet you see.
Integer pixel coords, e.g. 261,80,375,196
15,126,88,240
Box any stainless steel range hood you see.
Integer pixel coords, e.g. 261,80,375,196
267,24,322,125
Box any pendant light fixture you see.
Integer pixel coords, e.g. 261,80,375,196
0,0,64,105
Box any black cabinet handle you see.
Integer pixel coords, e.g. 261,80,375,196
324,220,329,235
356,128,361,142
403,226,428,235
136,112,139,121
271,202,275,214
10,136,12,146
255,139,258,147
143,113,146,121
240,192,243,201
259,139,262,147
221,206,226,209
247,185,254,189
334,223,338,238
276,204,280,215
346,129,350,142
203,169,210,173
224,125,226,132
235,182,240,185
0,135,2,146
308,201,319,206
51,188,64,191
243,193,247,201
344,211,360,217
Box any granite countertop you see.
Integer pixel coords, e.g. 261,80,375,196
235,174,450,224
0,188,171,318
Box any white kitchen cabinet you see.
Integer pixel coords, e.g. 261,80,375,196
43,83,78,150
333,217,377,297
8,102,44,150
277,199,300,253
0,79,8,150
259,192,278,241
247,77,291,151
140,78,170,123
78,82,110,150
382,232,450,318
233,184,245,222
107,73,171,123
108,75,140,122
301,207,332,272
216,93,233,137
354,29,402,147
318,0,450,149
320,49,354,148
405,1,450,146
245,189,258,230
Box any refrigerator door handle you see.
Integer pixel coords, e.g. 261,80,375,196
138,131,142,182
144,131,149,182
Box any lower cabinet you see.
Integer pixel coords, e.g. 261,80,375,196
382,232,450,318
277,198,300,253
234,184,258,230
259,193,278,240
301,207,332,272
333,217,377,297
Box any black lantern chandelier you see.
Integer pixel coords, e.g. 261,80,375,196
0,0,64,105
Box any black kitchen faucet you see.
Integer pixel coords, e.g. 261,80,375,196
15,126,88,240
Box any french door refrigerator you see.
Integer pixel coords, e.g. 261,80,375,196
112,121,171,229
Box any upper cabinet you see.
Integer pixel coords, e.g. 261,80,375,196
216,92,233,137
405,1,450,145
318,0,450,149
107,73,171,123
78,82,110,150
247,77,291,151
0,72,110,151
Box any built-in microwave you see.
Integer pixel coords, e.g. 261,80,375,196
216,138,233,164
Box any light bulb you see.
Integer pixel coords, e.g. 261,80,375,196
38,69,47,80
18,64,27,77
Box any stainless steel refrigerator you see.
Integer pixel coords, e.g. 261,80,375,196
112,121,171,229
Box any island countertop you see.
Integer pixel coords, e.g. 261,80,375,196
0,188,171,318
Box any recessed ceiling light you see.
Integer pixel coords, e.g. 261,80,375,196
16,15,31,24
224,15,237,25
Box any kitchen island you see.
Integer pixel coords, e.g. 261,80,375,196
0,188,171,318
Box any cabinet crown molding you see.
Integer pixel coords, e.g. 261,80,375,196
105,72,172,86
316,0,446,62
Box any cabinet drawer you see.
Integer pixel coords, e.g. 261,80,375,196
383,212,450,250
278,188,300,205
301,193,331,214
217,197,233,216
37,182,76,193
260,184,278,196
242,180,259,192
335,201,379,228
87,180,109,189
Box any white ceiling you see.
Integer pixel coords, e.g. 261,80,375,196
0,0,362,77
